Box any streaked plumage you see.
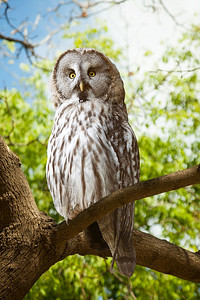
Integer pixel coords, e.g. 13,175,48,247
46,48,140,277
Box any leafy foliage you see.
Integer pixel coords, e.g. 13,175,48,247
1,22,200,299
62,21,122,61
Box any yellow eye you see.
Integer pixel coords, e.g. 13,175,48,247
69,72,76,79
88,70,96,77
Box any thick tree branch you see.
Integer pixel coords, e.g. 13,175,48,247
0,136,200,299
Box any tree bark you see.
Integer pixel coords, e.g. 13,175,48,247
0,136,200,300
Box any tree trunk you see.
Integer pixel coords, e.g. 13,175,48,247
0,136,200,299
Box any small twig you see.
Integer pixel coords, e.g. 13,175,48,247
159,0,184,27
143,0,158,12
79,271,87,300
46,0,73,14
112,271,137,300
4,2,24,39
150,66,200,74
7,138,39,147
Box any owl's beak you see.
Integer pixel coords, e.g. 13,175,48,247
79,81,84,92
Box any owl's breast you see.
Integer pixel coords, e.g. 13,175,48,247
46,100,120,221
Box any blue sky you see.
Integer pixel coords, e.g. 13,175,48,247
0,0,78,89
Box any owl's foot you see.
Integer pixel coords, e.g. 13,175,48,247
68,204,82,219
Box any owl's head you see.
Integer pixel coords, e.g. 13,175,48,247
50,48,125,108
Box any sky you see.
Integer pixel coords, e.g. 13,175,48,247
103,0,200,71
0,0,200,89
0,0,78,88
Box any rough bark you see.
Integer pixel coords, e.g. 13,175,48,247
0,135,200,300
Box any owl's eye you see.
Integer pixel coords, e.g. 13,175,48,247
69,72,76,79
88,70,96,77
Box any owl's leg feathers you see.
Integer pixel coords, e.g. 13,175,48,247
85,222,109,251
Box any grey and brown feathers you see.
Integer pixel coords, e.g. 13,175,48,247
49,48,125,108
46,48,140,277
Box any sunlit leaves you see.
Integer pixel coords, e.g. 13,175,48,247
2,40,16,53
62,22,122,61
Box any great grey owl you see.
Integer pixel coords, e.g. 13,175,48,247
46,48,140,277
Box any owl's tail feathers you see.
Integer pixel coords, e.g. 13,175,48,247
111,248,136,277
97,208,136,277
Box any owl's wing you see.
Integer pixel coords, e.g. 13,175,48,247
97,121,140,277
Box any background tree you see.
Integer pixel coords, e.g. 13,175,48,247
0,1,200,299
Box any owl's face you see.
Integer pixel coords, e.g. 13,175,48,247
50,48,125,108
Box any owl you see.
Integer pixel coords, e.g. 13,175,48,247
46,48,140,277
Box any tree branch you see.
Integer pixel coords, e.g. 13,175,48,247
0,33,34,51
